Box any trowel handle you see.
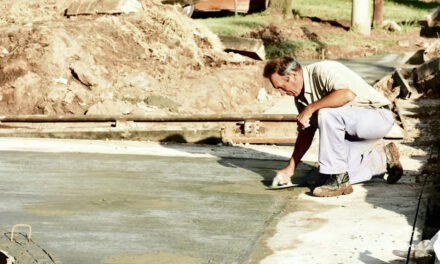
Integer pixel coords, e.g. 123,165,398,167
10,224,32,243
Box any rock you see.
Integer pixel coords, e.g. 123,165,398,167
413,57,440,95
373,75,398,102
414,240,435,264
69,61,96,88
144,95,180,113
423,40,440,62
398,39,410,47
86,100,134,115
432,231,440,264
257,88,269,103
219,35,265,60
382,20,402,32
11,72,42,110
427,7,440,28
66,0,143,16
53,78,68,85
406,49,425,65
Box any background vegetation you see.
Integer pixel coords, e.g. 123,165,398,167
195,0,437,58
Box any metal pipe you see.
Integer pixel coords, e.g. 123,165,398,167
0,114,297,123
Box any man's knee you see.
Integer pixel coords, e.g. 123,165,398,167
318,108,338,127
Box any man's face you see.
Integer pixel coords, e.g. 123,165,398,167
269,71,303,97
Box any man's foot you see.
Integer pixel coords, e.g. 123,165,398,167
312,172,353,197
384,142,403,184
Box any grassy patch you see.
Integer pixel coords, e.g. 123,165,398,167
196,13,276,36
293,0,431,23
193,0,434,59
265,39,320,58
292,0,353,20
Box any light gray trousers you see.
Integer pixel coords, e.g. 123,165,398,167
317,105,394,184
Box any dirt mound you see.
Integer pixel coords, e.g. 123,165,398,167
243,23,306,44
0,0,273,115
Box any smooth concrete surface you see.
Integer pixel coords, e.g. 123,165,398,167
0,137,428,264
0,145,317,264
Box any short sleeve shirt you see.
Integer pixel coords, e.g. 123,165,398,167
295,60,391,128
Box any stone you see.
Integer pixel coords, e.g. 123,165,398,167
414,57,440,82
219,35,265,60
427,7,440,28
413,58,440,95
406,49,425,65
257,88,269,103
66,0,142,16
398,39,410,47
70,61,96,87
414,240,435,264
382,20,402,32
86,100,134,115
423,40,440,62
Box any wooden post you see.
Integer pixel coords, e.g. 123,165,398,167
234,0,238,17
373,0,383,25
352,0,371,36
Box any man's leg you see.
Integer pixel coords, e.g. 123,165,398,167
346,139,387,184
313,106,394,196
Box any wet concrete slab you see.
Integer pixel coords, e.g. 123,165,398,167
0,149,315,264
0,137,428,264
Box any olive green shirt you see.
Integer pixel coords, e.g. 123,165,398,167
295,60,391,128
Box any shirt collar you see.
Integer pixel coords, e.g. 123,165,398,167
302,66,312,95
296,66,312,105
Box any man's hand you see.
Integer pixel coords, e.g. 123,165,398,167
297,105,314,129
272,166,295,186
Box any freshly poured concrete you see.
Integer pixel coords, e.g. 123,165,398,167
0,138,427,264
0,146,316,264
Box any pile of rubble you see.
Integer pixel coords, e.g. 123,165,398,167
372,37,440,263
0,0,272,116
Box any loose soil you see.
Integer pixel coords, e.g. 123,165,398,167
0,0,438,116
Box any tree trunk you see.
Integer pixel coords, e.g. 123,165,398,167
352,0,371,36
373,0,383,25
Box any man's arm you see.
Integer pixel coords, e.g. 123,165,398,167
275,125,316,183
297,89,355,128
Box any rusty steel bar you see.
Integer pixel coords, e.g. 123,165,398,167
222,137,296,144
0,114,297,123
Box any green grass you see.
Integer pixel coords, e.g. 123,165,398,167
265,39,320,58
196,12,277,36
292,0,353,21
193,0,436,59
197,0,433,36
293,0,433,23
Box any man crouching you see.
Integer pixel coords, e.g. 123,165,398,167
264,57,403,197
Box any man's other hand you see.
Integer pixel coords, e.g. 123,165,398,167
297,105,314,129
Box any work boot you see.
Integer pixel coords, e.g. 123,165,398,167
312,172,353,197
384,142,403,184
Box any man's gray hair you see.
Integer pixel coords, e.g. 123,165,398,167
263,57,302,78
